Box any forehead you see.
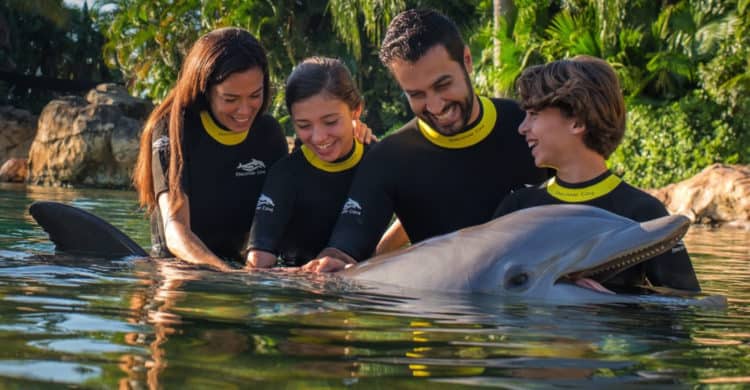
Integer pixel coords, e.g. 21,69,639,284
211,67,264,93
290,93,350,118
389,45,464,90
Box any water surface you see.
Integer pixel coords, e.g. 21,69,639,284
0,183,748,388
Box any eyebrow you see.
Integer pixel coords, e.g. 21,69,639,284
294,113,341,123
220,85,264,97
404,75,453,94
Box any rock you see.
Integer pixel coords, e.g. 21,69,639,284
26,85,152,188
0,158,27,182
650,164,750,228
86,83,153,119
0,106,37,161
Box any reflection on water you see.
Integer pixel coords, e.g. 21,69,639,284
0,184,748,388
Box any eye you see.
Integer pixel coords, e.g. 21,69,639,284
504,266,530,290
324,120,339,126
509,273,528,287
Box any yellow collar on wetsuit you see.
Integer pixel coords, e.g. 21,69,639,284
301,139,364,173
546,173,622,202
417,96,496,149
200,111,249,146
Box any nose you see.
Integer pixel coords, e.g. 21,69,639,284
425,93,446,114
310,125,326,144
518,114,531,135
236,98,253,114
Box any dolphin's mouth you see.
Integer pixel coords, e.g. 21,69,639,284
555,222,689,294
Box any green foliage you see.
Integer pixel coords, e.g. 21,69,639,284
474,0,750,188
610,91,744,188
0,0,119,112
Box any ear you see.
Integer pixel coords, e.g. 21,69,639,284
352,104,363,121
570,119,586,135
463,46,473,74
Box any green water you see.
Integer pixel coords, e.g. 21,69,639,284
0,183,749,388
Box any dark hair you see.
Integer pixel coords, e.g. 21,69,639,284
285,57,362,113
515,55,626,158
134,27,270,213
379,8,465,67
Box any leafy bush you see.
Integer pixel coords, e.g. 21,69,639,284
610,90,745,189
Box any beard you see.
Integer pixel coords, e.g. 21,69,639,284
418,70,475,136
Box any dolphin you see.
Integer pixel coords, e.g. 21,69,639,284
28,201,721,305
338,204,712,304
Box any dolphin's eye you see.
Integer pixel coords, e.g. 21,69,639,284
508,273,528,287
504,266,530,291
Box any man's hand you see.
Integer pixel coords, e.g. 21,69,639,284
353,119,377,144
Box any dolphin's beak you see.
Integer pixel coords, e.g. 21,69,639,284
556,214,691,291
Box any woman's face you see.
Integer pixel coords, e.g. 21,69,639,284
291,93,360,162
207,67,264,132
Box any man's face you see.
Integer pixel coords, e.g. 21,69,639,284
389,45,479,136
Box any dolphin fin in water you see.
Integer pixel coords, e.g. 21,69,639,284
29,201,148,258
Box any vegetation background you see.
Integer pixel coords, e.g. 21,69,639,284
1,0,748,188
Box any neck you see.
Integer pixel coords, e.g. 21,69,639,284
467,93,481,124
554,150,608,183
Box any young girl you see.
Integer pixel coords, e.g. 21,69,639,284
245,57,395,267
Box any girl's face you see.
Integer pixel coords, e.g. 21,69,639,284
291,93,360,162
207,67,264,132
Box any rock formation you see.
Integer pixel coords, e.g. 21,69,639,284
0,106,37,161
26,84,152,188
0,157,27,182
650,164,750,229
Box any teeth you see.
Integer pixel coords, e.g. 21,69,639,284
527,141,537,149
571,233,683,280
434,105,456,122
316,142,334,149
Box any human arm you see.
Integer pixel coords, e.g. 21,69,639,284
157,192,234,272
244,157,295,269
375,218,410,255
633,197,701,292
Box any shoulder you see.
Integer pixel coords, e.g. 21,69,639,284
493,186,544,218
488,97,525,129
616,182,670,220
371,119,422,152
269,148,303,173
251,114,284,137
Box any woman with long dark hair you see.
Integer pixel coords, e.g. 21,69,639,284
133,28,287,271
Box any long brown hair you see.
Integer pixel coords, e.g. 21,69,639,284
133,27,270,214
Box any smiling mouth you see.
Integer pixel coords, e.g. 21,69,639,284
314,141,335,151
555,222,689,294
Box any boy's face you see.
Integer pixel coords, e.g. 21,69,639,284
388,45,479,136
518,106,580,169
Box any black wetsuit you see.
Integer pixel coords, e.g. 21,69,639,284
149,109,287,261
327,96,548,261
247,141,370,266
493,171,701,293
